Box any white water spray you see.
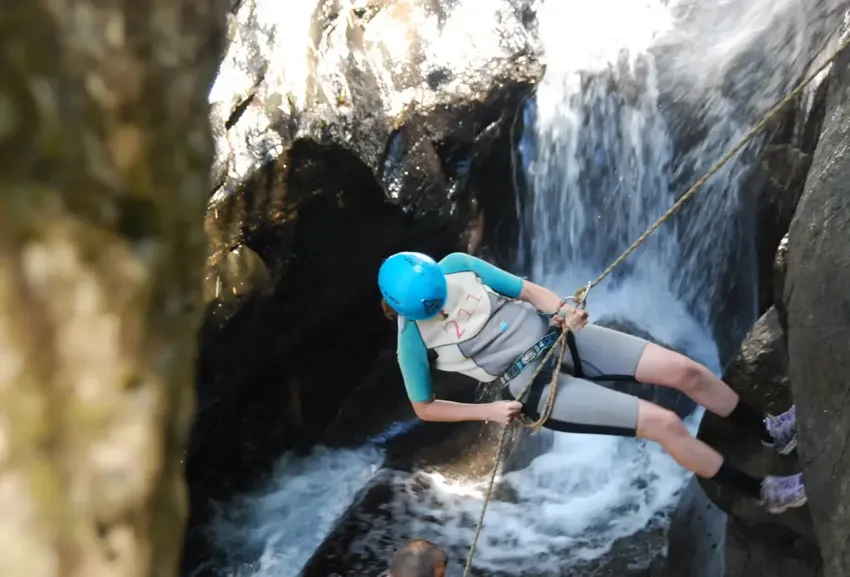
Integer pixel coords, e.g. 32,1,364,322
201,446,384,577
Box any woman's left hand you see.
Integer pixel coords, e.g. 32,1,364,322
552,305,588,331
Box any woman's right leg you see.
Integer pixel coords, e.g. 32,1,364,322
635,399,723,477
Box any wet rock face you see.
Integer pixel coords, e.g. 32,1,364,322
651,0,841,367
753,74,830,317
0,1,226,577
785,43,850,577
183,0,544,572
664,478,726,577
674,33,850,577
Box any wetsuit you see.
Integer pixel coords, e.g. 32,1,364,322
397,253,649,436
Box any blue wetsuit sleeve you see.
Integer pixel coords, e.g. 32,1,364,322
397,319,434,403
439,252,524,298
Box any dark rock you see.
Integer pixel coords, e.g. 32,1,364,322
182,1,545,573
750,43,833,321
751,69,831,319
696,306,820,575
785,41,850,577
722,515,823,577
698,307,812,527
663,477,726,577
664,475,820,577
755,144,814,314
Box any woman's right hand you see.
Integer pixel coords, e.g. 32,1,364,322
484,400,523,425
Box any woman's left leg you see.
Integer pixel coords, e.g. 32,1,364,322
634,342,797,453
564,324,797,454
634,342,739,416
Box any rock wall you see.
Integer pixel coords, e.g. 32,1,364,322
785,40,850,577
680,32,850,577
651,0,843,366
0,1,226,577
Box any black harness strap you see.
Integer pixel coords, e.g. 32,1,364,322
565,330,583,378
501,328,643,414
564,329,639,384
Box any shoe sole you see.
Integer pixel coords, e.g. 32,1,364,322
767,493,807,514
762,433,798,455
778,435,798,455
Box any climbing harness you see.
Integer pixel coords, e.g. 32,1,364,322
461,33,850,577
496,329,561,386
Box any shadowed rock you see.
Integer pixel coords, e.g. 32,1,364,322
664,477,726,577
696,306,818,576
785,40,850,577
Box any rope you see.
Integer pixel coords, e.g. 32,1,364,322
461,322,570,577
461,33,850,577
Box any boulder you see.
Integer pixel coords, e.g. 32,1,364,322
663,477,726,577
752,71,831,317
182,0,545,572
785,41,850,577
696,306,820,576
0,1,225,577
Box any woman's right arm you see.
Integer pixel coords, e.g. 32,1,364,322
398,319,520,424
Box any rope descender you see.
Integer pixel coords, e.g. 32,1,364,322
571,281,592,310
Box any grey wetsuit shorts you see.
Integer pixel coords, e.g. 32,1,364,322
506,323,650,437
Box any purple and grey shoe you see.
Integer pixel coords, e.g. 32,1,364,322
760,473,807,514
763,405,798,455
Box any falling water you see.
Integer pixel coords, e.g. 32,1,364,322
521,0,843,328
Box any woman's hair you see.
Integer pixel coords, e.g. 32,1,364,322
388,539,448,577
381,298,398,321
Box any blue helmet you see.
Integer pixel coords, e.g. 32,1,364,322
378,252,447,320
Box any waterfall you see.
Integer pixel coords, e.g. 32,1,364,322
201,0,845,575
521,0,842,345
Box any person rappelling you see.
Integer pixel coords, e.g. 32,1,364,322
378,251,806,514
